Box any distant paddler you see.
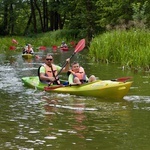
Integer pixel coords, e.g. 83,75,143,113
22,44,34,54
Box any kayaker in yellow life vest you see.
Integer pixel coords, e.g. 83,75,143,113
38,53,70,85
68,62,96,85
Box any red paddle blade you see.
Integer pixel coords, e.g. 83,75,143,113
39,46,46,50
74,39,85,53
44,85,63,91
70,41,76,47
112,77,132,82
9,46,16,50
52,45,58,50
12,39,18,44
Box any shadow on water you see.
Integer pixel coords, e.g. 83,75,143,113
0,50,150,149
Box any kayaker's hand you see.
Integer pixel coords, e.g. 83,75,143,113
66,58,70,63
48,77,55,82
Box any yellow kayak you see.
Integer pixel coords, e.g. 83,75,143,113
22,54,34,59
22,76,133,99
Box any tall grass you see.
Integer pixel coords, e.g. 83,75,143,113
89,29,150,71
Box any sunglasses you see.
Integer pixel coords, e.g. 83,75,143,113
46,58,53,61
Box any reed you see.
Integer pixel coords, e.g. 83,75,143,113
89,29,150,71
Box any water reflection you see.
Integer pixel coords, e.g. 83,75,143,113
71,102,87,139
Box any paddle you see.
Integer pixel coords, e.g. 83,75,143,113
111,76,132,82
56,38,85,77
9,46,16,50
12,39,18,44
70,41,76,47
44,83,80,91
38,46,47,51
52,45,58,51
9,39,18,50
10,45,47,51
10,39,47,51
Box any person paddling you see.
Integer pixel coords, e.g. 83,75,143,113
60,41,68,48
38,53,70,85
68,62,96,85
23,44,34,54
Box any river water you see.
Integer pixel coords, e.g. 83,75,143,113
0,48,150,150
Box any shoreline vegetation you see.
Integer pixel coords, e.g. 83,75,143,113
0,29,150,72
89,29,150,72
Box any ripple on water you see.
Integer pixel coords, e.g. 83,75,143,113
44,136,57,139
0,65,24,93
124,95,150,102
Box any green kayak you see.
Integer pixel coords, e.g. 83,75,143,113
22,76,132,99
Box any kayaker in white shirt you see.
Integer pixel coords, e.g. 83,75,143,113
68,62,96,85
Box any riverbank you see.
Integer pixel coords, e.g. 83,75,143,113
89,29,150,71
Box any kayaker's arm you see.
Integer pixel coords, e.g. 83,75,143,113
68,74,74,85
68,73,81,85
61,58,70,72
40,73,56,82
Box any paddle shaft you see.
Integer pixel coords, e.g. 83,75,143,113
44,83,80,91
49,65,60,85
56,39,85,77
56,52,76,77
111,77,132,82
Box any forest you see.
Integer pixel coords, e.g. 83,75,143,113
0,0,150,42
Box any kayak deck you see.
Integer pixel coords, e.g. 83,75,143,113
22,54,34,59
22,76,132,99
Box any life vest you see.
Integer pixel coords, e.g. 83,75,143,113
69,66,86,82
25,46,33,54
38,64,60,84
44,64,57,77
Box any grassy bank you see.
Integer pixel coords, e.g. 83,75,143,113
89,29,150,71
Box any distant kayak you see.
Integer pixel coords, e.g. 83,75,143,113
22,76,133,99
22,54,34,59
60,46,69,51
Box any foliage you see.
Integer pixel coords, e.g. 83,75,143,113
131,1,148,29
89,29,150,71
0,0,150,41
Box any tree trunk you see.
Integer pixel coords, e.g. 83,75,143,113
43,0,48,31
34,0,44,32
9,3,14,35
30,0,37,33
3,3,9,35
85,0,95,44
23,14,32,35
